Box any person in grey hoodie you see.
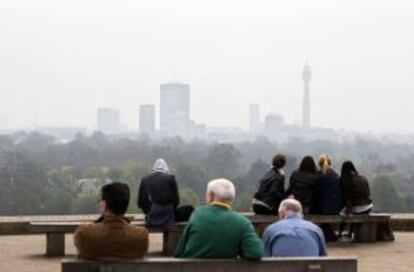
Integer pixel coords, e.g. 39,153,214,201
138,159,194,228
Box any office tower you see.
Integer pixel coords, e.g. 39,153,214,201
97,108,120,135
249,104,260,133
265,114,285,137
139,104,155,135
302,64,312,128
160,82,190,137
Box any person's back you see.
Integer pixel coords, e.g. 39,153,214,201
314,169,343,215
253,155,287,215
340,161,372,214
139,171,178,212
75,215,148,259
138,159,193,227
288,170,317,212
74,182,149,259
253,168,285,214
175,179,264,260
263,199,327,257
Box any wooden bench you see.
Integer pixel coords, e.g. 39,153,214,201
29,213,393,257
245,213,394,242
62,257,358,272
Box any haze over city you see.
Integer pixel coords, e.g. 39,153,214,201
1,0,413,134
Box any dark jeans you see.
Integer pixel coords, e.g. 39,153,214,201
175,205,194,222
252,204,278,215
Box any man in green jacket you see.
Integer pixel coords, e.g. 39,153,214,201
175,178,264,260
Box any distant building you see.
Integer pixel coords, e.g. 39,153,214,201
249,104,261,133
160,82,190,137
302,64,312,128
265,114,285,138
139,104,155,135
97,108,121,135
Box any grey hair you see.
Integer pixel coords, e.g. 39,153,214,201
279,199,303,215
207,178,236,202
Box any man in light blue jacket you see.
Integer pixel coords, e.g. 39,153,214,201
262,198,327,257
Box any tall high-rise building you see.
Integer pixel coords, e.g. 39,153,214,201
265,114,285,137
97,108,120,135
249,104,261,133
302,64,312,128
139,104,155,135
160,82,190,137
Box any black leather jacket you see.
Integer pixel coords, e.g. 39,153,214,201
254,169,285,210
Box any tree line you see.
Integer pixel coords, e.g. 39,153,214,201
0,131,412,215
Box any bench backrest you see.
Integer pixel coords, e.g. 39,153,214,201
29,214,391,234
62,257,357,272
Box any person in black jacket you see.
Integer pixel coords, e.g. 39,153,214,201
252,154,286,215
138,159,193,228
339,161,373,238
287,156,318,214
313,154,344,215
340,161,372,215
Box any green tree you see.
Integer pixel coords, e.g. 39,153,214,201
205,144,241,179
179,188,200,206
233,192,252,212
371,174,406,212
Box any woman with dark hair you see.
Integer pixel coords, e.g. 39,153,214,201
252,154,287,215
339,161,373,238
287,156,318,214
340,161,372,215
313,154,344,215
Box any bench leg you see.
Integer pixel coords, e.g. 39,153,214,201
354,222,377,243
163,231,182,256
46,233,65,257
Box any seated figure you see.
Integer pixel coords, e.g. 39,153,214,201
138,158,194,228
74,182,149,259
175,178,264,260
262,199,327,257
252,154,287,215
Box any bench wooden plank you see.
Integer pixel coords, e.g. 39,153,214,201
62,257,357,272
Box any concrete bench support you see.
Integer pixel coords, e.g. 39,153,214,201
354,222,377,243
162,230,183,256
47,232,65,257
62,257,357,272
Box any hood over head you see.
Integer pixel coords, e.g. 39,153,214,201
152,159,170,174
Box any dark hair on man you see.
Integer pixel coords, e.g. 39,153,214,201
101,182,130,215
272,154,287,170
299,156,317,174
341,161,358,179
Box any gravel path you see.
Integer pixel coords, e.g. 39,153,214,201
0,233,413,272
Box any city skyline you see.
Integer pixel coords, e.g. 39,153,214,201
1,0,414,134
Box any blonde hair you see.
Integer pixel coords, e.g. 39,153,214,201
319,154,333,174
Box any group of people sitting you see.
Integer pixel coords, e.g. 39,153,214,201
73,155,372,260
253,154,372,217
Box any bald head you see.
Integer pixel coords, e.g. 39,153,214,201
278,199,303,219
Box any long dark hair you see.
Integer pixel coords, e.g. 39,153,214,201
341,161,358,179
299,156,317,174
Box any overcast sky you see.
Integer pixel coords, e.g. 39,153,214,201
0,0,413,133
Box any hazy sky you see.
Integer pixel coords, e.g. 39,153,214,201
1,0,413,133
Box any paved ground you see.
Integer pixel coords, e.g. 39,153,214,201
0,232,413,272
